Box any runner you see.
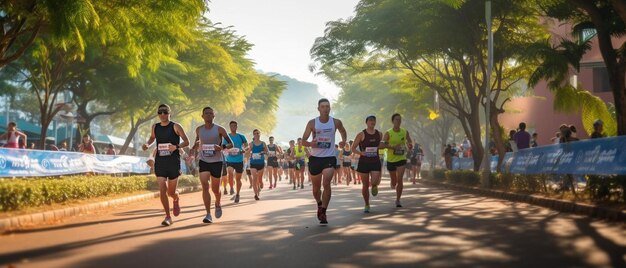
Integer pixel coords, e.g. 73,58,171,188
191,106,233,223
301,98,347,224
410,143,424,184
352,115,384,213
382,113,413,208
224,121,248,203
248,129,268,200
0,122,27,149
333,144,341,185
348,140,358,182
286,140,297,190
266,136,283,189
142,104,190,226
340,143,352,185
294,138,308,189
352,146,361,185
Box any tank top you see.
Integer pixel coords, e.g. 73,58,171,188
359,129,381,164
155,122,180,160
250,141,265,165
294,146,306,160
386,127,408,163
5,131,19,148
198,124,223,163
342,150,351,163
267,143,278,159
311,116,336,157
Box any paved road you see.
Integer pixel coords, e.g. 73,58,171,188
1,177,625,268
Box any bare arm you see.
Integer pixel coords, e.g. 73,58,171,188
191,127,200,151
335,118,347,147
142,125,156,151
174,123,190,149
351,132,364,156
17,131,27,146
219,127,233,150
406,132,414,151
301,120,315,147
382,131,391,149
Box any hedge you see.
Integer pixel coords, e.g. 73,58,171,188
0,175,199,212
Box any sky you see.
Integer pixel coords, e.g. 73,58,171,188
207,0,360,101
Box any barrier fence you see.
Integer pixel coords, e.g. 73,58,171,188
0,148,151,177
452,136,626,175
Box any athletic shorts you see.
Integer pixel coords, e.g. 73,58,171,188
386,160,407,172
308,156,337,176
335,165,340,169
342,162,351,167
296,159,305,171
267,158,279,168
154,162,181,180
357,161,382,174
199,161,223,178
226,162,244,173
288,161,295,169
250,163,265,170
221,162,227,176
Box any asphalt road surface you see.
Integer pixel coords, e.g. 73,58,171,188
1,177,625,268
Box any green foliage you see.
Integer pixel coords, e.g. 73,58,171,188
420,170,431,180
586,175,626,203
445,170,481,186
432,169,447,181
0,175,199,212
553,85,617,136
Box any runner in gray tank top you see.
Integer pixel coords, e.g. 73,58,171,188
192,106,233,224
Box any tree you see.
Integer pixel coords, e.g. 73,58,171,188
529,0,626,135
311,0,544,170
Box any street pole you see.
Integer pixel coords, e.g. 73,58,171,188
482,1,493,188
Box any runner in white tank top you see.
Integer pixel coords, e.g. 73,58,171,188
301,98,347,225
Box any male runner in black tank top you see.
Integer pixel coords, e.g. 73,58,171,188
142,104,190,226
352,115,385,213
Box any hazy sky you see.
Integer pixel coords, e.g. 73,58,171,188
207,0,360,100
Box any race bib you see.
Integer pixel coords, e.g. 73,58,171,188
316,136,332,149
393,146,405,156
158,143,172,156
365,147,378,157
229,148,241,156
252,153,262,160
268,151,277,157
202,144,216,157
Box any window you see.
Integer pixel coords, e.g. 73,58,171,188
593,67,611,92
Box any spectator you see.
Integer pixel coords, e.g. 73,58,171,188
530,133,539,148
58,141,68,151
569,125,578,139
29,142,36,150
45,139,59,151
590,119,605,139
105,143,117,155
443,144,453,170
78,134,96,154
506,130,516,152
559,125,579,143
0,122,27,149
513,122,531,150
550,131,561,144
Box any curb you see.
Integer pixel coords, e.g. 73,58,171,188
0,186,202,233
420,180,626,221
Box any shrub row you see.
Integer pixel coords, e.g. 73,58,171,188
0,175,199,212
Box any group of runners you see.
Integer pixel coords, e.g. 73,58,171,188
142,98,423,226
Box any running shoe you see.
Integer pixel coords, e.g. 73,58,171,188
300,184,304,189
234,194,240,203
173,199,181,217
215,206,222,219
203,214,213,223
364,205,370,213
317,206,322,221
319,208,328,224
293,185,296,190
254,195,260,201
230,188,235,195
371,185,378,196
162,216,173,226
223,189,228,195
395,200,402,208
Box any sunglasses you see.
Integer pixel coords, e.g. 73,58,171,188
158,110,170,115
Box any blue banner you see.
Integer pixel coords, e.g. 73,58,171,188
452,136,626,175
0,148,151,177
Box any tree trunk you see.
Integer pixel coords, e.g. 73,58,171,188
611,65,626,135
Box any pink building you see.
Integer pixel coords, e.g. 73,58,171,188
499,21,619,146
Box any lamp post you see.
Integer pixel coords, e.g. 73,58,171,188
482,0,493,188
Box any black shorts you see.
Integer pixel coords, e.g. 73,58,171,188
250,163,265,170
155,162,181,180
267,158,279,168
296,159,305,171
386,160,407,172
199,161,224,178
288,161,295,169
342,162,351,167
226,162,244,173
357,161,382,173
309,156,337,176
335,164,340,169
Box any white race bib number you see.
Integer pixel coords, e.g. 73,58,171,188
158,143,172,156
316,137,332,149
268,151,277,157
365,147,378,157
202,144,216,157
252,153,262,160
393,146,405,156
229,148,241,156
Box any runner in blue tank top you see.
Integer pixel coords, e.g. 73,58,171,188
248,129,268,201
